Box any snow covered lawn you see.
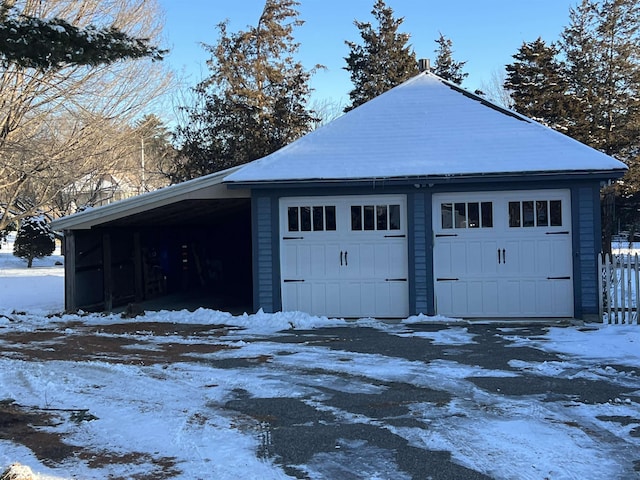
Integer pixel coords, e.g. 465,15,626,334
1,241,640,479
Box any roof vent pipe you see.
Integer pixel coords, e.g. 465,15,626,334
418,58,431,72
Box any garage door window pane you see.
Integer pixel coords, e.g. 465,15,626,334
389,205,401,230
550,200,562,226
441,203,453,229
313,206,324,231
301,206,311,231
351,206,362,230
288,207,299,231
522,201,535,227
481,202,493,227
536,201,548,226
468,203,480,228
509,202,521,227
377,205,388,230
364,206,375,230
326,206,336,230
454,203,466,228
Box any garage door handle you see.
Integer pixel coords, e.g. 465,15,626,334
340,251,343,266
547,276,570,280
497,248,506,264
345,251,348,266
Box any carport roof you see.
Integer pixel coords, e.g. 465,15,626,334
51,166,249,231
224,72,628,184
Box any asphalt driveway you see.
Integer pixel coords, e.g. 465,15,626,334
1,319,639,479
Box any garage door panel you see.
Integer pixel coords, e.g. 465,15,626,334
482,242,499,274
434,190,573,318
450,243,468,274
467,241,483,274
311,283,326,314
482,281,499,314
434,243,453,275
535,239,552,274
280,195,408,318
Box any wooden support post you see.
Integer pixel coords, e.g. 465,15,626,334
64,231,76,312
103,232,112,312
134,232,143,302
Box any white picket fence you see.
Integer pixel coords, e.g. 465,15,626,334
598,253,640,324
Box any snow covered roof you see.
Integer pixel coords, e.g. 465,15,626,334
224,72,627,184
51,166,249,230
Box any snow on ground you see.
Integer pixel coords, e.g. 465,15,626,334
0,240,639,479
0,235,64,315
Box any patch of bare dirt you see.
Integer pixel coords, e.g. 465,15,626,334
0,321,240,365
0,321,243,477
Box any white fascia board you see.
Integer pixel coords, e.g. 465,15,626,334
52,166,248,231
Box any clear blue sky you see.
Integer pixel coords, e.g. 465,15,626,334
159,0,579,104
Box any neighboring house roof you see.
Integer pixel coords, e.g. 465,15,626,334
51,166,248,231
224,72,627,184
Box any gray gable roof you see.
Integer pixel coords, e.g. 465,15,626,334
224,72,627,184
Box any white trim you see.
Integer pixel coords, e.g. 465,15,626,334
52,166,249,230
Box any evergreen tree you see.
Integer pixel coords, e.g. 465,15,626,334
13,215,55,268
504,38,571,129
432,33,468,85
171,0,319,181
344,0,418,112
560,0,640,247
0,2,164,69
560,0,640,156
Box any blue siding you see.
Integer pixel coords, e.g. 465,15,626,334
251,179,604,319
253,195,275,312
573,184,602,317
410,192,430,314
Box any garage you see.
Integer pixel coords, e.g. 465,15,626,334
279,195,409,318
432,190,573,317
55,72,628,320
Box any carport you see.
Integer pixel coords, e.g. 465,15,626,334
51,168,253,313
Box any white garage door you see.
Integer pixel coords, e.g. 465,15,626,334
433,190,573,318
280,195,409,318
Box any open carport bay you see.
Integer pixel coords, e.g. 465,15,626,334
70,197,253,312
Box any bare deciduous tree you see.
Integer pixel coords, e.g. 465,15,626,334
0,0,172,230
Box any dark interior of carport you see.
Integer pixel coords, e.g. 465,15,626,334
68,198,253,313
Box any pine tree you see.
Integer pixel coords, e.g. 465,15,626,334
13,215,55,268
560,0,640,155
0,2,164,69
432,33,468,85
171,0,319,181
343,0,418,112
504,38,571,129
559,0,640,251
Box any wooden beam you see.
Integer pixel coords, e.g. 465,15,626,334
133,232,143,302
63,231,76,312
102,233,112,312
